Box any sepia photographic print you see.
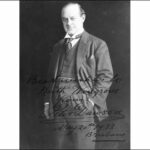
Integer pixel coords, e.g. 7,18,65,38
20,0,130,149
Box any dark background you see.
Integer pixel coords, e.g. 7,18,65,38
20,1,130,149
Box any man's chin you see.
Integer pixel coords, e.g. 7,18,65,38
67,30,75,36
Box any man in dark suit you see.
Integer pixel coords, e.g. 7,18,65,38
44,2,113,149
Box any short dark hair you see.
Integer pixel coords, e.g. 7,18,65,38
61,2,86,16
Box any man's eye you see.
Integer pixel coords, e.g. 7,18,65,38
70,18,76,21
62,17,78,22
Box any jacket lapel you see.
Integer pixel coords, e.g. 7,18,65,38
57,44,65,76
54,39,66,79
76,31,90,73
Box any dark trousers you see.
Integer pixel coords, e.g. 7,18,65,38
49,78,96,149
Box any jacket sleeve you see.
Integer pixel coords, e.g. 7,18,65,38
43,47,55,103
89,41,114,102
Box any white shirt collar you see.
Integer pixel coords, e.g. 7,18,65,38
64,28,84,39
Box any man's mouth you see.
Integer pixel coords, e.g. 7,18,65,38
67,26,73,30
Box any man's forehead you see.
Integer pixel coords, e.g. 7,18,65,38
62,4,81,17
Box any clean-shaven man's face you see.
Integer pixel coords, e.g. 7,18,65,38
61,4,85,36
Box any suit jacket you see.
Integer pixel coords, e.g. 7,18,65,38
44,31,113,121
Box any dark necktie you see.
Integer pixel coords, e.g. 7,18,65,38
64,34,82,54
65,38,74,50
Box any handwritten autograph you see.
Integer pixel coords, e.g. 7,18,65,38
26,73,122,85
39,85,120,96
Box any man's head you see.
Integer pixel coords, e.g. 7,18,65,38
61,2,86,36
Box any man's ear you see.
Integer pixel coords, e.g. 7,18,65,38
82,14,86,22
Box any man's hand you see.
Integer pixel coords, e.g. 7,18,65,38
44,103,50,119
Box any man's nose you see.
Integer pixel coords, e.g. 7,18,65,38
67,19,72,25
